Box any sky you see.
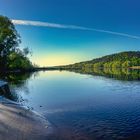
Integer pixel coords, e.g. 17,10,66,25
0,0,140,66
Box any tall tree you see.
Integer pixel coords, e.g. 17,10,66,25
0,15,21,70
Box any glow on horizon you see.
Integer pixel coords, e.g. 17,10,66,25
31,53,88,67
29,42,138,67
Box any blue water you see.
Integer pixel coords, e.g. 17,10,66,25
10,71,140,140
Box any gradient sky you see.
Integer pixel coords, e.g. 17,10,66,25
0,0,140,66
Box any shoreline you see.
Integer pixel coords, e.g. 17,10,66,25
0,97,54,140
129,66,140,70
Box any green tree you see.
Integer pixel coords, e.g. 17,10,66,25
0,15,21,70
122,61,130,68
8,48,33,70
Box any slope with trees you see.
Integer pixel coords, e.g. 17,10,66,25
60,51,140,70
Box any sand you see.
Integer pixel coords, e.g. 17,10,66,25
0,98,53,140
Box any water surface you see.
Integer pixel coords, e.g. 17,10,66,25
5,70,140,139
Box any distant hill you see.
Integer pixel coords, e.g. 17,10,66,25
60,51,140,69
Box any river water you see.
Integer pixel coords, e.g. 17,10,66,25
7,70,140,139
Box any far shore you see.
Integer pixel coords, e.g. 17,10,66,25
129,66,140,69
0,65,140,74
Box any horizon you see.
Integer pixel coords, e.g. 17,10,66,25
44,50,140,67
1,0,140,66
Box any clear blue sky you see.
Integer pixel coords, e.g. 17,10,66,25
0,0,140,66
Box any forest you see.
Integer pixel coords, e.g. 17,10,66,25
59,51,140,70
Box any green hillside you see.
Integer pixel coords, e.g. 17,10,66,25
61,51,140,69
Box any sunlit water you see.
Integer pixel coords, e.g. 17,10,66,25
9,71,140,140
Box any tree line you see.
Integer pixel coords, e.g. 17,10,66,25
60,51,140,70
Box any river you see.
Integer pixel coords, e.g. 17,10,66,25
4,70,140,140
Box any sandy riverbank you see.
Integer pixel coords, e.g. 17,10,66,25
130,66,140,69
0,98,54,140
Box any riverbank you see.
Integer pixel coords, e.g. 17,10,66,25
0,97,54,140
130,66,140,69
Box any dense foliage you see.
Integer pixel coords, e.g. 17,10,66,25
0,15,33,71
55,51,140,81
60,51,140,70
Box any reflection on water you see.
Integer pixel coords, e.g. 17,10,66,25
0,72,34,101
0,69,140,140
70,67,140,81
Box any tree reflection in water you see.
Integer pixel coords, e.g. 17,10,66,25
0,72,36,102
0,69,140,102
70,68,140,81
